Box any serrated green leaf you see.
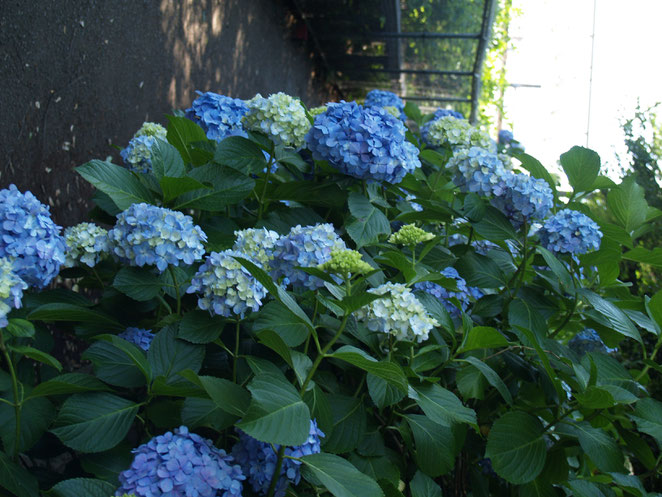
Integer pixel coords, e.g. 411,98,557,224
214,135,267,174
50,477,116,497
630,397,662,442
459,326,508,352
28,373,110,399
331,345,407,393
560,146,600,193
405,414,455,477
9,345,62,371
410,470,442,497
173,163,255,211
579,289,641,343
409,384,476,426
178,310,223,344
76,160,154,210
113,266,162,301
150,138,186,179
461,356,513,404
0,450,38,497
301,453,384,497
147,326,204,384
253,301,310,347
367,374,406,408
166,115,208,165
28,303,123,330
607,176,648,232
561,421,624,472
473,206,517,241
0,396,54,453
5,319,35,338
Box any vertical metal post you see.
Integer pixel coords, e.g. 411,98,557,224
470,0,499,124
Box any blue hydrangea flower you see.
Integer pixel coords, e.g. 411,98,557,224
185,91,248,141
118,327,154,351
64,222,110,268
187,250,267,318
498,129,514,144
232,228,280,272
364,89,405,120
537,209,602,255
231,420,324,497
446,146,508,196
270,224,346,290
355,282,439,343
108,203,207,273
414,267,476,318
568,328,617,356
116,426,244,497
306,101,421,184
120,123,167,174
421,116,493,151
491,172,554,228
0,184,65,288
433,108,464,120
0,258,28,328
243,93,310,148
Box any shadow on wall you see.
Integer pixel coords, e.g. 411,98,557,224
0,0,327,225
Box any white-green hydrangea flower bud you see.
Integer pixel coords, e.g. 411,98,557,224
243,92,310,148
318,249,373,277
388,224,435,246
134,122,167,139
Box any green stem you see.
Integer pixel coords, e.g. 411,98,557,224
0,331,21,460
266,445,286,497
91,267,104,287
168,266,181,316
156,294,173,315
257,148,275,221
300,314,350,394
549,295,578,338
233,320,241,383
636,334,662,382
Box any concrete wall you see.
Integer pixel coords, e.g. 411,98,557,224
0,0,327,225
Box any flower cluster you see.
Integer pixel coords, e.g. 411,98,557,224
306,101,421,184
364,89,405,120
421,116,492,151
491,172,554,227
187,250,267,318
116,426,244,497
414,267,476,318
318,249,373,277
242,92,310,148
0,184,65,288
63,222,110,268
0,258,27,328
568,328,617,356
108,203,207,273
270,224,346,290
389,224,435,246
185,91,248,141
537,209,602,255
231,420,324,497
446,147,508,197
232,228,280,271
118,327,155,352
433,108,464,120
355,282,439,343
309,105,327,117
120,122,167,174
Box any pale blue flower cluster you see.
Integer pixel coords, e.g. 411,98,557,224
64,222,110,268
270,224,346,290
243,92,310,148
0,258,28,328
0,184,65,288
446,147,508,196
433,108,464,120
537,209,602,255
491,172,554,228
306,101,421,184
568,328,617,356
187,250,267,318
355,282,439,343
231,420,324,497
185,91,248,141
364,89,405,120
414,267,476,318
108,203,207,273
498,129,513,144
116,426,244,497
118,327,154,352
232,228,280,272
421,116,492,151
120,122,167,174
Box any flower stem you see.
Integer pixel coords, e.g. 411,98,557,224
168,266,181,316
257,147,275,221
266,445,286,497
233,319,241,383
0,331,21,460
300,314,350,394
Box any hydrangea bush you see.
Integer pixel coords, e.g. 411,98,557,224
1,90,661,497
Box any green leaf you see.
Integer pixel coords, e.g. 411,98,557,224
622,247,662,268
5,319,34,338
214,135,267,174
537,247,574,289
28,373,110,399
349,454,399,487
454,252,507,288
575,386,615,409
322,395,366,453
346,193,391,248
607,176,648,232
0,397,54,453
76,160,154,210
172,163,255,211
459,326,508,352
51,393,139,452
567,479,609,497
561,421,624,472
630,397,662,442
196,375,250,417
647,290,662,331
178,310,223,344
94,334,151,382
0,450,38,497
300,453,384,497
82,341,147,388
150,138,186,179
509,299,547,337
473,206,517,241
410,470,442,497
485,411,546,484
514,153,557,194
274,182,347,208
113,266,162,301
579,289,642,343
160,176,208,203
330,345,407,393
9,345,62,371
253,301,310,347
409,384,477,427
461,356,513,404
180,397,237,431
463,193,486,222
404,101,423,124
237,372,311,446
367,374,406,408
28,303,123,331
50,478,116,497
405,414,455,477
559,146,600,192
147,326,204,384
166,115,208,165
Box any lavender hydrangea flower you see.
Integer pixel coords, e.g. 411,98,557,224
537,209,602,255
64,222,110,268
0,258,28,328
108,203,207,273
232,228,280,272
270,224,346,290
116,426,244,497
187,250,267,318
355,282,439,343
446,147,508,196
243,92,310,148
414,267,477,318
421,116,492,151
185,91,248,141
364,89,405,120
120,122,167,174
491,172,554,228
118,327,154,351
568,328,617,356
231,420,324,497
306,101,421,184
0,184,65,288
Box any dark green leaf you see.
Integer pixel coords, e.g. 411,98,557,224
461,356,512,404
28,373,110,399
454,252,507,288
28,303,123,330
9,345,62,371
178,311,223,344
473,206,517,241
323,395,366,454
0,397,54,453
50,478,116,497
514,153,557,194
300,453,384,497
147,326,204,384
197,375,250,417
173,163,255,211
0,450,39,497
409,384,477,426
367,374,406,408
94,334,151,382
214,135,267,174
253,301,310,347
166,115,208,165
459,326,508,352
561,421,624,472
160,176,208,203
579,289,641,343
82,340,146,388
331,345,407,393
560,146,600,192
630,397,662,442
5,319,35,338
113,266,162,301
76,160,154,209
150,138,186,179
607,176,648,232
410,470,442,497
575,386,615,409
346,193,391,248
405,414,455,477
509,299,547,337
